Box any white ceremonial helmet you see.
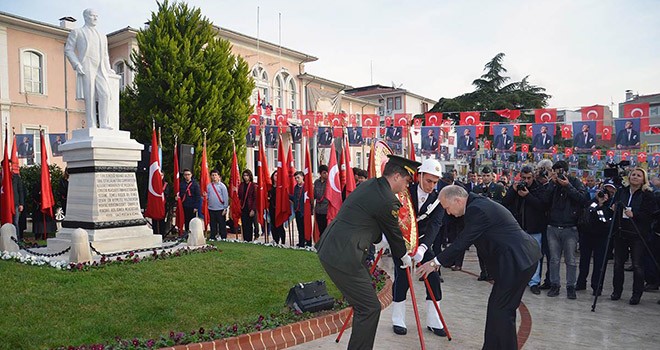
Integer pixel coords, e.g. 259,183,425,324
418,158,443,177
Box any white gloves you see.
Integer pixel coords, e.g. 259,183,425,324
413,244,427,264
374,234,389,252
400,254,413,269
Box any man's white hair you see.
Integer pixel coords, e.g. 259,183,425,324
439,185,468,200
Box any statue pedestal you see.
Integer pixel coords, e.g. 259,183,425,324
47,128,162,254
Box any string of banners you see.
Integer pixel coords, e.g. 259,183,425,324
246,103,658,173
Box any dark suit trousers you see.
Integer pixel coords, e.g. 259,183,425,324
241,211,254,241
577,232,607,290
209,209,227,239
183,207,196,232
392,251,442,302
316,214,328,237
483,264,535,350
321,261,381,350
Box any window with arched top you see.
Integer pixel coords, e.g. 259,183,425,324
114,61,125,91
274,73,285,109
288,78,297,110
273,71,297,111
22,50,43,94
251,65,270,108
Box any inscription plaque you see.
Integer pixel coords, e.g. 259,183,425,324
95,173,141,219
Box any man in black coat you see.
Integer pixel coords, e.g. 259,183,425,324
391,159,446,337
317,155,419,350
474,166,506,281
573,124,596,150
421,128,439,152
616,120,640,149
457,128,476,152
417,185,541,350
531,125,553,152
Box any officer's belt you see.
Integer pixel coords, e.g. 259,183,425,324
417,198,441,222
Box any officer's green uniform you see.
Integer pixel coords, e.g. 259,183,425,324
317,176,408,350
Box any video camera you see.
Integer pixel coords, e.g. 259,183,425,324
516,181,527,191
603,160,630,187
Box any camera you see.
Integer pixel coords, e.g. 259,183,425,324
557,169,567,181
597,189,608,199
604,160,630,187
516,181,527,191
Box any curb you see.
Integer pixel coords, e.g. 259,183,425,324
160,277,393,350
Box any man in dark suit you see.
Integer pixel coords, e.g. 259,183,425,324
348,126,363,146
494,127,513,151
265,127,277,147
573,124,596,150
417,185,541,350
317,155,419,350
290,125,302,143
319,127,333,146
532,125,553,152
391,158,446,337
474,166,505,281
421,128,439,152
616,120,640,149
246,126,256,147
465,171,479,193
386,126,402,142
18,136,33,158
457,128,475,152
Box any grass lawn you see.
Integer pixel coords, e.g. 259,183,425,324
0,241,339,349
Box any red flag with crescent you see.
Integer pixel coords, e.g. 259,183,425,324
624,103,650,132
349,114,357,126
362,114,379,138
144,127,165,220
526,124,534,136
276,113,288,133
301,114,315,137
565,147,573,157
413,118,422,129
513,124,520,136
385,116,393,127
601,126,612,140
638,152,648,163
275,107,282,115
484,140,491,150
607,150,615,159
315,111,324,125
622,151,630,160
561,124,572,139
476,123,485,136
592,149,601,159
275,136,292,227
249,114,260,133
325,142,343,222
39,130,55,221
296,109,302,118
460,111,480,125
441,119,452,133
551,145,558,154
395,113,411,127
338,113,348,127
535,108,557,124
581,105,605,132
494,109,521,120
521,144,529,153
329,113,341,127
265,105,272,116
425,112,442,126
286,109,293,120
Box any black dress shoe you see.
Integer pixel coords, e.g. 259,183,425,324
575,283,586,291
427,326,447,337
393,325,407,335
629,295,641,305
477,274,488,281
610,292,621,301
530,285,541,295
539,282,552,290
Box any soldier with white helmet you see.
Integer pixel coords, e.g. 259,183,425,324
391,158,447,337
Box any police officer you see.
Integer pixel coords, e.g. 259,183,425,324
316,155,419,350
391,158,446,337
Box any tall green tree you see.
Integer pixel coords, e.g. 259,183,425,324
121,0,254,181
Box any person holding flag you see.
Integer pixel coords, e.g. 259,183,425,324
316,154,420,350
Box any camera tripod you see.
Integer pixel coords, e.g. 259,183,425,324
592,201,660,311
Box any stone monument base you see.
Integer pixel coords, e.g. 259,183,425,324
47,128,162,255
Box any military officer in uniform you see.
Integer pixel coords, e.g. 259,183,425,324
316,155,419,350
417,185,541,350
391,158,446,337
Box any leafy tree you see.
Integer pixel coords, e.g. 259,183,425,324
121,0,254,181
19,164,63,215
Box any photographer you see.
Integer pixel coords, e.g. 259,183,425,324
576,181,616,296
503,166,547,294
611,168,658,305
543,160,590,299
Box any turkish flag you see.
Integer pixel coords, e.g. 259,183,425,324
513,124,520,136
638,152,648,163
601,126,612,140
275,136,292,227
265,105,272,116
328,113,340,127
255,139,271,227
484,140,491,150
622,151,630,160
286,109,293,120
349,114,357,126
624,103,650,132
303,142,313,241
413,118,422,129
338,113,348,127
144,127,165,221
173,140,185,234
494,109,521,120
301,114,315,137
229,145,242,230
395,113,411,127
276,113,288,133
38,130,55,225
460,111,480,125
296,109,303,118
551,145,558,155
362,114,379,138
441,119,452,133
476,123,485,136
385,116,393,127
592,150,601,160
521,144,529,153
325,142,343,222
607,150,615,159
8,131,27,230
526,124,533,136
565,147,573,157
425,112,442,126
535,108,557,124
198,139,210,229
315,112,324,125
249,115,260,133
561,124,572,139
275,107,282,115
581,105,605,132
490,122,500,135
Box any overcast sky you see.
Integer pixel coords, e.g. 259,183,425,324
5,0,659,117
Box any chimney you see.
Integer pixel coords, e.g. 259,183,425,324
59,16,76,29
625,90,634,101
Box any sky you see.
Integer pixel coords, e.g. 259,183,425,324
4,0,659,117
